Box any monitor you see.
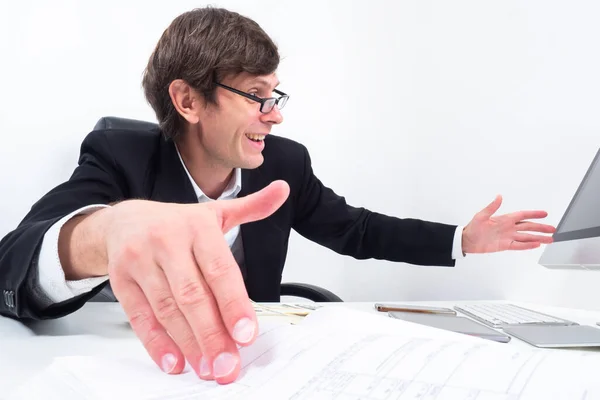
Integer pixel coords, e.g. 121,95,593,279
539,148,600,270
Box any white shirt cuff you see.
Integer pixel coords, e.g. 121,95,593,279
452,226,465,260
36,204,111,304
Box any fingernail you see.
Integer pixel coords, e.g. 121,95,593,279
232,317,256,344
199,356,211,378
213,352,237,378
161,353,177,374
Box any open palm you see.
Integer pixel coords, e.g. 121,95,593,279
461,195,556,254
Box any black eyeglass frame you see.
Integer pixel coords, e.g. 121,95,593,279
214,82,289,113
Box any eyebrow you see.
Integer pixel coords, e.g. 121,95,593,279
247,78,280,89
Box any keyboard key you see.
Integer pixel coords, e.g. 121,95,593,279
454,303,577,328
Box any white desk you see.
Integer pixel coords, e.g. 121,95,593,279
1,301,600,397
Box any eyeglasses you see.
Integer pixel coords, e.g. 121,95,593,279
214,82,289,114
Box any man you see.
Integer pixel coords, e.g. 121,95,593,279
0,7,554,385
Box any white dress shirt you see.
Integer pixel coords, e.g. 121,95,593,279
33,152,464,306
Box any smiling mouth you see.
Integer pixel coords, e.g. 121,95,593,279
245,133,266,142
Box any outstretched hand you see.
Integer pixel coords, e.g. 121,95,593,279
461,195,556,254
101,180,290,385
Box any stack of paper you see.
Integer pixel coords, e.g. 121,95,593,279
252,301,322,317
8,308,600,399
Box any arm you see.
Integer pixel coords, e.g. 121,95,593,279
31,205,111,309
0,131,125,320
291,146,457,266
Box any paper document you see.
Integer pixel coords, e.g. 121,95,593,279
9,307,600,399
252,301,322,317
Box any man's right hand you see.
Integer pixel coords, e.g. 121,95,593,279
59,180,290,385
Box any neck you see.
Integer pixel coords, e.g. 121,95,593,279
175,137,233,200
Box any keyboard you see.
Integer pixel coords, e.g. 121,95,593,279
454,303,578,329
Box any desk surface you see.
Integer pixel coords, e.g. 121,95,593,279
2,300,600,397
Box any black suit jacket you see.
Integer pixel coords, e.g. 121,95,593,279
0,127,457,320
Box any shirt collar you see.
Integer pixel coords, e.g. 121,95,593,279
175,144,242,201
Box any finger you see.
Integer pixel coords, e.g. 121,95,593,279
509,241,541,251
193,226,257,345
513,233,554,244
515,222,556,234
132,262,206,379
168,242,243,384
191,225,256,383
509,210,549,222
210,180,290,233
111,274,186,376
477,195,502,219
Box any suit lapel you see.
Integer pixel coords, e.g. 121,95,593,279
150,138,198,204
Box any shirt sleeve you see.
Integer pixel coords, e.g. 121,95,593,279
452,226,465,260
32,205,111,307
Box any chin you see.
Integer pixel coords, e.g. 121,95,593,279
240,155,264,169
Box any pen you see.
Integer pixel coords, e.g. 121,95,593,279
374,303,457,315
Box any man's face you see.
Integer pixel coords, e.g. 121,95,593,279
195,72,284,169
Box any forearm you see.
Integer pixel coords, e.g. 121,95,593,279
295,202,457,266
58,207,111,280
334,211,457,265
0,129,129,319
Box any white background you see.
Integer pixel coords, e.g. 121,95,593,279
1,0,599,309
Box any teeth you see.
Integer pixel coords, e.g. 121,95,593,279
246,134,265,141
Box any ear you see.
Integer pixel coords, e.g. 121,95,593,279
168,79,202,124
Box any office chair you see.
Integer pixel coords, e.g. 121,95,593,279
90,116,343,303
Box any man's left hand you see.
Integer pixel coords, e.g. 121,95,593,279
462,195,556,254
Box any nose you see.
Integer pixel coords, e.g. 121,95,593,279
261,106,284,125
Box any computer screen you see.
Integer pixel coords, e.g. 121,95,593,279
553,149,600,242
539,148,600,269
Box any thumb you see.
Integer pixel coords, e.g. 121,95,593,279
210,180,290,233
478,194,502,219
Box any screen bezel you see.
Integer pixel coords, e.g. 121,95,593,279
553,148,600,242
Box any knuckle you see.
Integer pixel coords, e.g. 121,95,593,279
153,294,181,322
144,325,167,350
109,242,149,277
116,242,144,264
177,280,209,308
107,260,126,281
202,257,234,284
147,225,170,246
176,333,200,354
129,309,153,330
200,327,228,353
219,295,244,317
128,308,171,354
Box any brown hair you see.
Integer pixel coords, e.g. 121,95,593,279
142,7,280,140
